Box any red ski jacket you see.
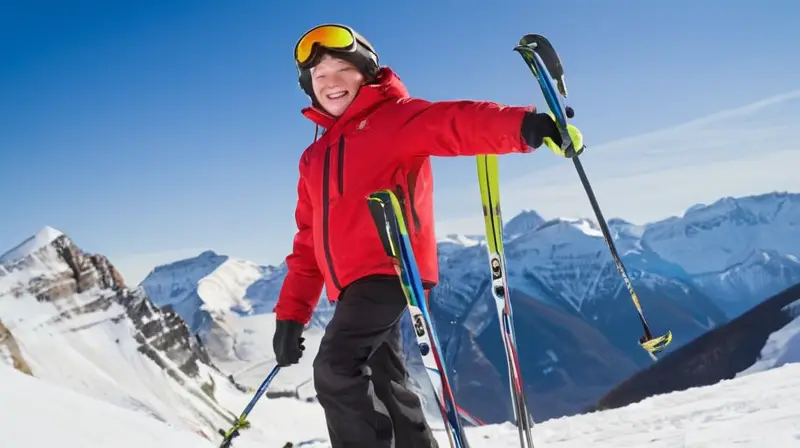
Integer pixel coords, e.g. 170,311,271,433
274,67,535,324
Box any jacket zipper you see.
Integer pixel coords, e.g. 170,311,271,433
322,141,343,291
336,136,345,195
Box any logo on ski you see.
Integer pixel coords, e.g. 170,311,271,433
413,314,426,338
491,256,502,279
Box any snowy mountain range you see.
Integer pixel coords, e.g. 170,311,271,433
2,223,796,446
137,191,800,424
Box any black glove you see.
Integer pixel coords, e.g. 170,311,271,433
521,112,561,149
520,111,584,158
273,319,305,366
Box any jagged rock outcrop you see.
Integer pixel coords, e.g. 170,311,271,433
2,233,213,380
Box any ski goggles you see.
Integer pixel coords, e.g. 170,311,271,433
294,24,359,70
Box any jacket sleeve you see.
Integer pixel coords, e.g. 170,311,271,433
393,98,535,157
273,159,324,325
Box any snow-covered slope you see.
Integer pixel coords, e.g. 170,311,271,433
0,228,237,441
592,281,800,413
0,363,210,448
2,350,799,447
209,312,325,400
738,298,800,376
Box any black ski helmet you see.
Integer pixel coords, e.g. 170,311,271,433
294,24,380,106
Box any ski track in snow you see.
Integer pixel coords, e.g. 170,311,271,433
2,358,800,447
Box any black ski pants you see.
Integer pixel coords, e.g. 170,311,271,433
312,275,439,448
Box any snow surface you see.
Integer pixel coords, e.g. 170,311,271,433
2,355,800,447
738,299,800,376
0,226,63,264
195,257,268,315
208,312,324,399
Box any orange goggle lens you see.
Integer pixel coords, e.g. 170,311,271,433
295,25,355,67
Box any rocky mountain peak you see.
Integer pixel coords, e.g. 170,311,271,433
0,228,231,438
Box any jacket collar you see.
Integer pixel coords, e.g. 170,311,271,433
301,67,409,131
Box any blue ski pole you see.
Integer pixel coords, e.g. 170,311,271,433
218,365,281,447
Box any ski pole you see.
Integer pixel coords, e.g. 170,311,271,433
218,365,281,448
513,34,672,358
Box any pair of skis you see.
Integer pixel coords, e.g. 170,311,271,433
367,177,535,448
512,34,673,359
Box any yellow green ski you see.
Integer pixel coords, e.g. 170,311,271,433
476,154,535,447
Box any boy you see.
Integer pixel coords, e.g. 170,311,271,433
273,24,584,448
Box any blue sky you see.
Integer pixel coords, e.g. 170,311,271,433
1,1,798,284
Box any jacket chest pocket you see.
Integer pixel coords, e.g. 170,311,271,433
322,135,347,198
329,129,373,198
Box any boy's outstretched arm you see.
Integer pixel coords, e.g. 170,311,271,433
393,98,568,158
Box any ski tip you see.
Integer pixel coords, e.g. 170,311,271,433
518,33,549,46
639,330,673,356
516,33,558,57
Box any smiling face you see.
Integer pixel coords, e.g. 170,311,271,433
310,53,366,117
